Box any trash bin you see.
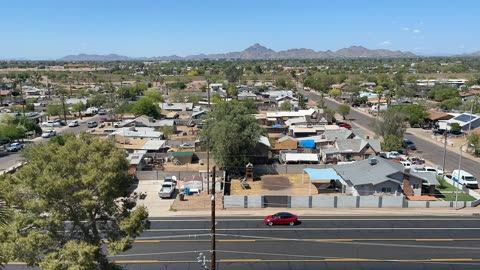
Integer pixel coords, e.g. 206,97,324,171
179,193,185,201
185,188,190,196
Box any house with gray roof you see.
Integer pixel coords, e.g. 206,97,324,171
319,138,381,163
333,157,437,196
116,115,177,133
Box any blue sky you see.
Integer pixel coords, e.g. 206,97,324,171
1,0,479,59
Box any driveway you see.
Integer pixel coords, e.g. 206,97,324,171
134,180,175,216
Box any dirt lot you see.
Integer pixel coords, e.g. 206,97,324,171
231,174,317,196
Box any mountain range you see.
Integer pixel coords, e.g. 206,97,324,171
59,43,418,61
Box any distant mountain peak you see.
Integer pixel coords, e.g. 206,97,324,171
58,43,416,61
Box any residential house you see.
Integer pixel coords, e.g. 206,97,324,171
115,136,168,153
237,90,258,100
266,108,321,125
439,113,480,131
320,138,381,163
159,102,194,112
332,157,438,196
273,136,298,151
276,95,299,108
424,110,454,129
289,124,341,138
116,115,177,133
108,127,164,140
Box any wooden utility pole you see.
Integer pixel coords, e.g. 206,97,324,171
211,166,216,270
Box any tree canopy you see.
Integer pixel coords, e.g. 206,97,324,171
199,101,264,171
337,104,351,120
131,97,160,118
428,85,459,102
0,134,149,269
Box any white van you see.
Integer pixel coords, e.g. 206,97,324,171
452,170,478,188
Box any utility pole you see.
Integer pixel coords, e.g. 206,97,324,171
441,130,448,179
211,166,216,270
207,140,210,194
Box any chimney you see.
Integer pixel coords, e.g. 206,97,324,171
402,168,414,196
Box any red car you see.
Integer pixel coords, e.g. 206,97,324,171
264,212,298,226
337,123,352,129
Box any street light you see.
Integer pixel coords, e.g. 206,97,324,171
455,143,474,209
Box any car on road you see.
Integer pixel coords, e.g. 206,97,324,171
41,130,57,138
6,142,23,152
41,121,61,127
264,212,298,226
403,139,417,150
68,120,79,127
87,121,98,128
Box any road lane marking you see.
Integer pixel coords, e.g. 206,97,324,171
133,238,480,243
145,227,480,232
104,258,480,264
149,218,480,222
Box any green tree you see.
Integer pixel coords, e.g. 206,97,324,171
450,122,461,133
227,84,237,97
337,104,351,120
381,134,403,151
428,85,459,102
143,88,164,102
46,103,63,118
159,126,174,139
39,241,99,270
467,133,480,156
374,109,406,138
440,97,462,111
199,101,264,171
390,104,428,127
131,97,160,118
328,89,341,98
71,102,86,119
88,94,107,107
224,64,242,83
0,134,149,269
280,101,292,111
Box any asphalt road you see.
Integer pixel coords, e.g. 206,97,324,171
0,115,100,171
7,216,480,269
110,215,480,270
300,90,480,179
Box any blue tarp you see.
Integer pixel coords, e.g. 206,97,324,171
272,124,282,128
304,168,341,181
299,140,315,148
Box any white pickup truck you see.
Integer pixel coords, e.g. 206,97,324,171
158,176,177,199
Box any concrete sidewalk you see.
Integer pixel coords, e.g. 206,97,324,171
151,207,480,217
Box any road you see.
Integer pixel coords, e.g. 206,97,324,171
300,90,480,179
7,216,480,269
0,115,100,171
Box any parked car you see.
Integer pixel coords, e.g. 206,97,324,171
98,109,107,115
87,121,98,128
180,143,194,148
41,130,57,138
264,212,298,226
163,176,177,187
452,170,478,188
403,139,417,150
413,166,443,176
336,122,352,129
68,120,79,127
41,121,61,127
6,142,23,152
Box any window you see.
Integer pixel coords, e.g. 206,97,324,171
381,187,392,193
412,184,420,189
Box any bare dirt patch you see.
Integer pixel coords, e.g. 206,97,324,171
262,175,290,190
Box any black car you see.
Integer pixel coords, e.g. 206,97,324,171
403,139,417,150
